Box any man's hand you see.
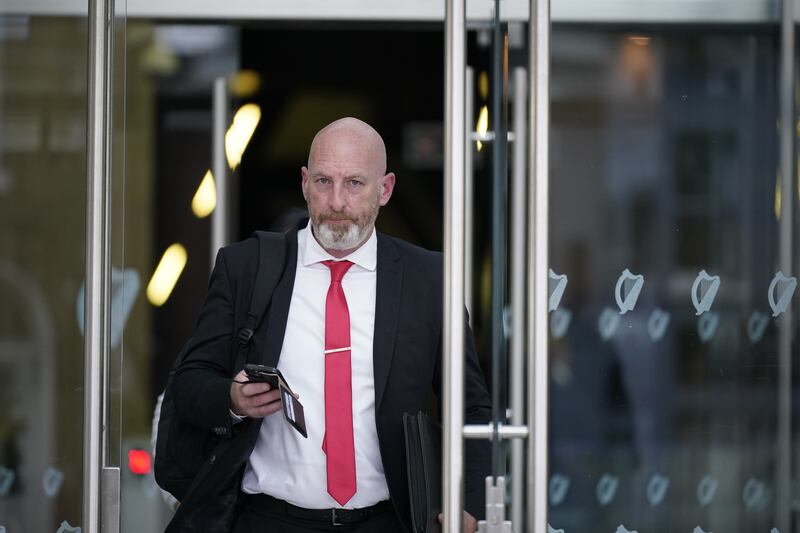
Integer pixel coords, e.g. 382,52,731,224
437,511,478,533
229,370,282,418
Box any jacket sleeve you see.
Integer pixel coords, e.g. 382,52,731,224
172,248,239,437
462,310,492,520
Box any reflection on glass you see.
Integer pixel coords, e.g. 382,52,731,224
192,170,217,218
43,466,65,498
146,244,188,307
0,15,87,532
225,103,261,170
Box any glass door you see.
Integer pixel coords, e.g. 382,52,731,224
546,7,798,533
447,1,799,532
0,4,92,532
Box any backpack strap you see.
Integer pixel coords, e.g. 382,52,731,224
234,231,287,371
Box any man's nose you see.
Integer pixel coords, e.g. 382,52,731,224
328,182,347,212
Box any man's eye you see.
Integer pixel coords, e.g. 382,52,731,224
348,179,363,187
317,177,331,185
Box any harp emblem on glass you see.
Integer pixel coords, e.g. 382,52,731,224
596,473,619,506
646,474,669,506
647,309,670,342
43,467,64,498
550,309,572,339
747,311,769,344
691,270,721,315
549,269,568,312
56,521,81,533
0,466,14,497
768,271,797,317
77,266,141,349
549,473,570,506
598,307,621,340
696,475,718,506
698,312,720,343
742,478,768,509
615,269,644,314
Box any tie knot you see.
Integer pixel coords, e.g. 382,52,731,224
322,260,354,283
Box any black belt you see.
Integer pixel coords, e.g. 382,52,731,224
242,492,393,526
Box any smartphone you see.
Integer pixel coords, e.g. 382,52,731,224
242,364,307,438
244,364,291,392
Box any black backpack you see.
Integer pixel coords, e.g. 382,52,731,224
154,231,287,501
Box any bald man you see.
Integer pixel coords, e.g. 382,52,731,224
167,118,491,533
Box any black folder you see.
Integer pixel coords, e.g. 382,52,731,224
403,411,442,533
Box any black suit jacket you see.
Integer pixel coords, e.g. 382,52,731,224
167,225,492,532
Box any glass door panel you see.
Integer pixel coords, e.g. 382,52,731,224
547,20,795,533
0,10,89,533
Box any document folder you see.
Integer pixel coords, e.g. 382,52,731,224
403,411,442,533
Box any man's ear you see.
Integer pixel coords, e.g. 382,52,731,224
301,166,309,200
378,172,396,206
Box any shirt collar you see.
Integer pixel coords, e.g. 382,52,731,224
299,220,377,272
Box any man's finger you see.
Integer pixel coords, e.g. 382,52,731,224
243,390,280,407
250,400,284,418
241,382,272,397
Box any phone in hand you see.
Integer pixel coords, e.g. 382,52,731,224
244,364,290,391
243,364,307,438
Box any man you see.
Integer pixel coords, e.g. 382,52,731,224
169,118,491,533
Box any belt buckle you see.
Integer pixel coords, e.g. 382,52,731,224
331,508,342,526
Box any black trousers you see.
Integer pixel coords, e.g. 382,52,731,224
233,500,408,533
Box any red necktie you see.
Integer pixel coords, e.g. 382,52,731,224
321,260,356,506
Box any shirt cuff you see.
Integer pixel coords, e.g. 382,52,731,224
229,409,247,424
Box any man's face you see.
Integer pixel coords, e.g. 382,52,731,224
301,132,394,253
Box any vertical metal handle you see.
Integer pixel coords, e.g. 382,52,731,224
85,0,115,530
211,77,229,265
443,0,467,530
527,0,551,531
509,66,528,532
775,0,794,531
465,66,475,325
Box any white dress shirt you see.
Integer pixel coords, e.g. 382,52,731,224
241,222,390,509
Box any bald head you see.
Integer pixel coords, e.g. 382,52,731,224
308,117,387,177
300,117,396,257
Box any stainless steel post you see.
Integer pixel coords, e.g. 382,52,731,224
211,77,229,264
527,0,550,531
443,0,467,530
509,66,528,532
465,66,475,324
776,0,794,530
84,0,114,529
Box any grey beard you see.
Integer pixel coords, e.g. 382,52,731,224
314,220,367,250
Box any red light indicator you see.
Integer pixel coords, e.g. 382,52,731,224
128,449,152,475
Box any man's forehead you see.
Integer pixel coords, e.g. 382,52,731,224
310,140,380,172
308,157,372,178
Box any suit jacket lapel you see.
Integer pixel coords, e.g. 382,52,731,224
373,233,403,411
260,226,299,367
